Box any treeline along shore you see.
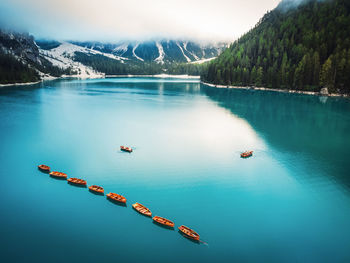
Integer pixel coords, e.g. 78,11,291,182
201,82,349,98
201,0,350,95
2,0,350,96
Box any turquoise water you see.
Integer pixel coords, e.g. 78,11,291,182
0,78,349,263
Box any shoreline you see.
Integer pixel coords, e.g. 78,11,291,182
105,74,200,79
201,82,349,98
1,77,347,98
0,74,201,87
0,80,42,87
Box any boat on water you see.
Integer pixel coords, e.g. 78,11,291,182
132,202,152,217
89,185,104,194
120,146,133,152
67,178,87,186
49,171,67,179
178,225,200,241
241,150,253,158
153,216,174,228
107,192,127,203
38,164,50,173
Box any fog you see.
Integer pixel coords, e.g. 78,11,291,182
0,0,282,42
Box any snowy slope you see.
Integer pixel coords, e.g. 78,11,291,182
36,40,228,78
132,43,144,61
73,40,227,64
154,42,165,64
176,41,191,62
39,42,131,78
1,28,228,83
39,42,103,78
190,57,217,64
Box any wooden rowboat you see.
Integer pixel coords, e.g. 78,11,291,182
49,171,67,179
178,225,200,241
89,185,104,194
120,146,132,152
132,202,152,217
38,164,50,173
153,216,174,228
107,192,127,203
241,151,253,158
67,178,87,186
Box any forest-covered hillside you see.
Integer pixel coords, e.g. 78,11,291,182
73,52,163,75
202,0,350,94
0,29,69,84
0,52,39,84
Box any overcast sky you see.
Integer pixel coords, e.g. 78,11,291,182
0,0,281,42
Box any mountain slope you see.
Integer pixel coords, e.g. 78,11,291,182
0,29,69,84
72,40,225,64
38,42,129,78
37,40,226,76
202,0,350,94
0,29,226,84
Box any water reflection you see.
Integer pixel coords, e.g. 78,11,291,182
107,198,127,207
177,230,201,245
202,85,350,190
152,220,175,230
88,189,105,196
0,78,349,263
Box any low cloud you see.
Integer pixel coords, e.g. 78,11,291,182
0,0,280,42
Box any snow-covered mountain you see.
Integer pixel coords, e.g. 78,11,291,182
38,42,115,78
35,39,227,77
70,40,226,64
0,31,38,63
0,29,71,82
0,28,228,84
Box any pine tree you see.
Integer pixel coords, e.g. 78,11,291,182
256,67,263,86
294,56,306,89
250,66,257,84
280,52,288,86
320,56,334,91
312,51,320,85
202,0,350,94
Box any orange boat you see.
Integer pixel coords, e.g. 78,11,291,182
120,146,133,152
153,216,174,228
178,225,200,241
49,171,67,179
38,164,50,173
241,151,253,158
89,185,104,194
107,192,127,203
132,202,152,217
67,178,87,186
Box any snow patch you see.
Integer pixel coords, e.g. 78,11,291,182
132,43,144,61
39,42,131,79
190,57,216,64
39,42,105,79
176,42,191,62
154,42,165,64
183,42,199,60
113,43,129,55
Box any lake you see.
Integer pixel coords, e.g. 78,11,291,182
0,77,349,263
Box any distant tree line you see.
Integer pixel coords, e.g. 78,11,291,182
202,0,350,94
73,52,212,76
74,52,164,75
167,63,203,75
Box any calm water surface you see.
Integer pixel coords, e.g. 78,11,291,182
0,78,349,263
